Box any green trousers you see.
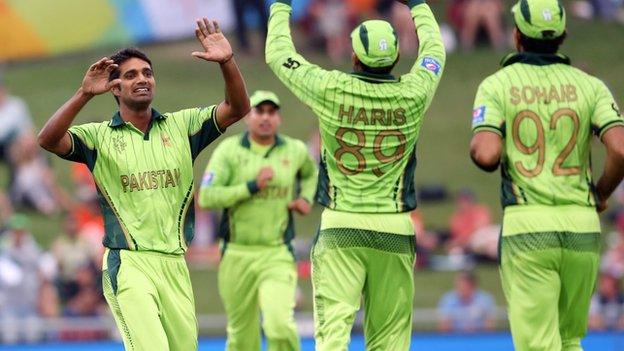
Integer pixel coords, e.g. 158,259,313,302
311,228,415,351
219,243,300,351
500,232,600,351
102,249,197,351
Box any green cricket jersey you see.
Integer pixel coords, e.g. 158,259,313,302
62,107,222,254
266,0,445,226
198,132,318,249
472,53,624,234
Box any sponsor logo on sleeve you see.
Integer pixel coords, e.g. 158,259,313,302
421,57,441,75
201,171,215,187
472,106,486,127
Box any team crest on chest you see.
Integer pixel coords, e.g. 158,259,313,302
112,135,126,153
281,159,290,167
161,133,172,147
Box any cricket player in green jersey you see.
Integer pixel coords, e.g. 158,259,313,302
198,90,318,351
38,19,250,351
470,0,624,350
266,0,445,349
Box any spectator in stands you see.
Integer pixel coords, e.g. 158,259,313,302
309,0,350,62
589,272,624,331
52,217,98,302
232,0,268,53
411,210,438,268
62,262,105,317
0,214,45,343
447,189,492,253
8,133,69,215
0,68,34,162
438,271,496,332
447,0,505,51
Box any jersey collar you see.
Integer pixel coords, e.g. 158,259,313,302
500,52,571,67
350,71,399,83
108,108,166,128
241,132,284,157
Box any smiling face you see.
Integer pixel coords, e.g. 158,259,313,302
246,102,281,142
111,57,155,110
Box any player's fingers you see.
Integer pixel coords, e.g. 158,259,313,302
105,63,118,73
204,18,215,34
195,28,205,41
213,20,221,33
197,19,209,37
191,52,209,60
106,79,122,90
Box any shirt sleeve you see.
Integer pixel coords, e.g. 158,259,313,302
265,2,333,107
402,1,446,108
296,142,319,203
174,105,222,160
591,79,624,139
197,140,258,209
472,78,505,136
61,123,100,169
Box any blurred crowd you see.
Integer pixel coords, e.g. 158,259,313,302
231,0,624,59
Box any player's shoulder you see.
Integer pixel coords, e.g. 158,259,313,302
218,133,245,148
278,134,307,151
163,106,217,121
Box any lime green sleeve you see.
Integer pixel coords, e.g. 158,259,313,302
197,141,259,209
265,2,332,106
61,122,101,169
404,2,446,104
590,79,624,139
297,144,318,203
472,77,505,136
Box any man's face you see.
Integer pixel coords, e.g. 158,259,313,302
247,103,281,139
112,57,155,110
456,275,475,300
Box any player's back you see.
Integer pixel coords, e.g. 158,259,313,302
474,54,619,209
315,71,433,213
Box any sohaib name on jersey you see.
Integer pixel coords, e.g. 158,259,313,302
510,84,578,105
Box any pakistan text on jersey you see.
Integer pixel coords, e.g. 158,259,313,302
338,105,406,126
120,169,182,193
510,84,577,105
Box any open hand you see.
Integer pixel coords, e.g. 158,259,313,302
288,198,311,215
192,18,233,64
81,58,121,96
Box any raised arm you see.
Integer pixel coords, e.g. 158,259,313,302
37,58,120,156
401,0,446,92
192,18,250,131
265,0,330,104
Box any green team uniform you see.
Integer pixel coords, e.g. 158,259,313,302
61,106,223,350
472,51,624,350
198,132,318,351
266,0,445,349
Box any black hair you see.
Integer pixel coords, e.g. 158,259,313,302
517,27,567,54
360,60,397,75
108,48,152,103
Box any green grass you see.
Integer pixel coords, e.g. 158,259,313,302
4,15,623,318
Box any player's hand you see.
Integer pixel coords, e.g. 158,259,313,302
81,58,121,96
255,167,274,190
288,198,311,215
597,198,608,213
192,18,233,64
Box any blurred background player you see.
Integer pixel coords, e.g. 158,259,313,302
198,90,318,351
265,0,445,349
37,18,250,351
470,0,624,349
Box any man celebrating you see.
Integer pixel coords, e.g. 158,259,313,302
266,0,445,349
198,90,318,351
38,19,249,350
470,0,624,349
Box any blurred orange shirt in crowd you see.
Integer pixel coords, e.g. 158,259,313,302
450,204,491,244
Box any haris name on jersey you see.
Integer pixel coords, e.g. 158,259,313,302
510,84,577,105
338,104,406,126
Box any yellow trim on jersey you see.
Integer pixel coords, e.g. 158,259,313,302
320,208,413,235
